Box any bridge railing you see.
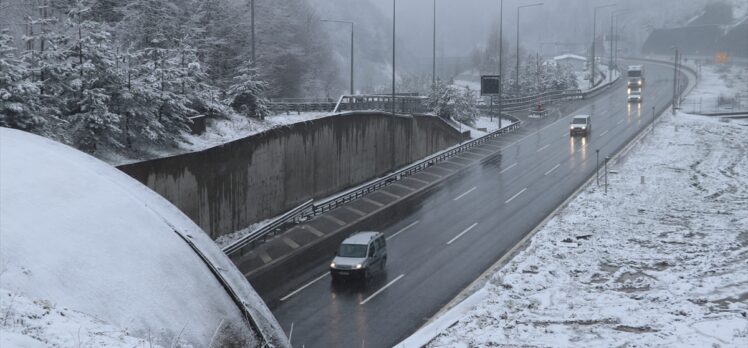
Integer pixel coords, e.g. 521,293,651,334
333,95,430,114
223,116,522,257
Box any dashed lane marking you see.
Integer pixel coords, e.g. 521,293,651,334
360,274,405,305
446,223,479,245
302,225,324,237
453,186,477,201
544,163,560,176
505,187,528,204
322,214,346,226
499,162,518,174
282,237,300,249
280,272,329,302
387,221,419,241
258,250,273,264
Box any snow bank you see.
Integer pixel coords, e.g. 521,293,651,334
0,128,288,347
423,111,748,347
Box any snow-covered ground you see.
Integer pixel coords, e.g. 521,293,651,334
681,63,748,114
458,116,516,139
400,65,748,347
0,128,289,347
181,111,333,153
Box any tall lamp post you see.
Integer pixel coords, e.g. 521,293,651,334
515,3,543,92
392,0,396,115
251,0,255,65
321,19,355,95
591,3,616,88
609,9,628,80
498,0,504,129
433,0,437,86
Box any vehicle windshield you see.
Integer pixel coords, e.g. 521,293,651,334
572,118,587,124
337,244,367,258
628,71,642,77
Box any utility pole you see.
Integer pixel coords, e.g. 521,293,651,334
515,3,543,92
652,106,656,133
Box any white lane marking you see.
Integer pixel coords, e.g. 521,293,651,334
536,144,550,153
453,186,477,201
446,222,479,245
505,187,528,204
280,272,329,301
387,220,419,241
283,237,300,249
544,163,560,176
617,119,623,125
599,130,609,137
360,274,405,305
499,162,518,174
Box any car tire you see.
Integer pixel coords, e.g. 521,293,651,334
381,256,387,270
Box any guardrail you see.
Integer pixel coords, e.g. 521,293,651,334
223,117,522,257
223,199,314,256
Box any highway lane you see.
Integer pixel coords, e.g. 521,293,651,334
271,62,679,348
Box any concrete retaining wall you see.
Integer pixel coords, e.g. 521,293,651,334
118,112,463,239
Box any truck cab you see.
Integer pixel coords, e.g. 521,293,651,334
627,65,645,89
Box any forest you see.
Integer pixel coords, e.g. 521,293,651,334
0,0,340,155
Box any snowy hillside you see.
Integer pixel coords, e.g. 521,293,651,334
0,128,289,347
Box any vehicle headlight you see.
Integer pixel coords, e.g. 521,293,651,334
638,81,642,85
570,125,574,129
355,264,363,269
581,126,586,129
330,262,336,268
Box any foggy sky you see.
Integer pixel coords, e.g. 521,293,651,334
353,0,722,57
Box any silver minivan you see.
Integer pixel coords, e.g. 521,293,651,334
570,114,591,136
330,231,387,280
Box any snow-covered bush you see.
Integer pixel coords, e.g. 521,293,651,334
428,80,479,125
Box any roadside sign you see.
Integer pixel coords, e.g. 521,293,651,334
481,75,500,96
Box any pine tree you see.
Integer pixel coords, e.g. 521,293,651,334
0,30,43,130
226,61,269,119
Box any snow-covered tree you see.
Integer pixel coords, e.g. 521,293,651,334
0,30,42,130
427,79,478,125
226,61,269,119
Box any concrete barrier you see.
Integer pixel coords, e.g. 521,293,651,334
118,112,464,239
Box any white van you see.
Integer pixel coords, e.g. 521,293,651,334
330,232,387,280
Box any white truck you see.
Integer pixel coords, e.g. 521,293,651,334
627,65,645,89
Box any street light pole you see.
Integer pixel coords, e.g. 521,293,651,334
498,0,504,129
251,0,256,65
321,19,355,95
610,9,628,78
392,0,396,115
592,4,616,88
515,3,543,93
433,0,437,86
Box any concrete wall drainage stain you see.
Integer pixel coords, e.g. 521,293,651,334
118,112,464,239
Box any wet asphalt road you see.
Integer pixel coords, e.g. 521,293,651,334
270,62,679,348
